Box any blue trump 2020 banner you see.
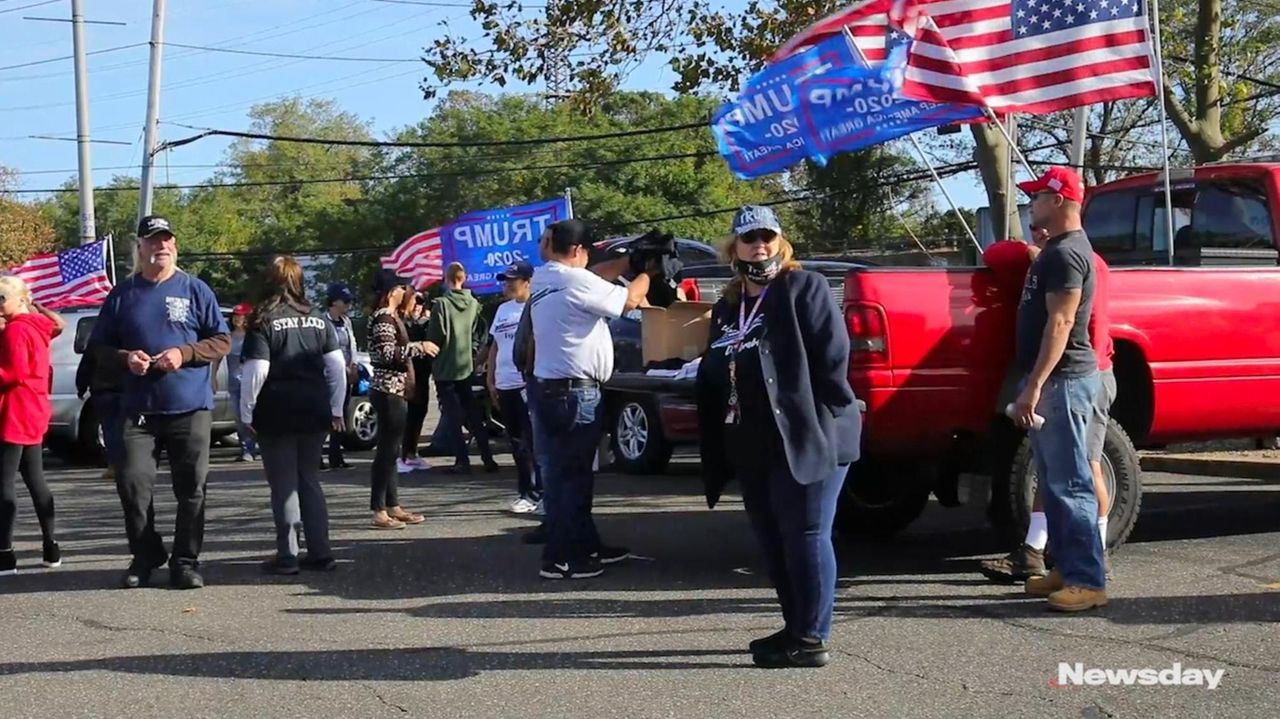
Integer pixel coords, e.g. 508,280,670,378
440,197,571,294
711,35,982,179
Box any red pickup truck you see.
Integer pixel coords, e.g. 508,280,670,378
844,161,1280,544
606,161,1280,548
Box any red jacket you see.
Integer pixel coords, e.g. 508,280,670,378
0,313,56,445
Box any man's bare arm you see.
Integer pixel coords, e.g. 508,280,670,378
1028,289,1082,388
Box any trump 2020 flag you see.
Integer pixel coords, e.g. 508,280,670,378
439,197,570,294
712,33,978,178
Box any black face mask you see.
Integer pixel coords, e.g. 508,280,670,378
734,254,784,285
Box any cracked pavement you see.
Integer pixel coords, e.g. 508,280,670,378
0,450,1276,718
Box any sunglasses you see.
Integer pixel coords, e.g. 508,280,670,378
738,230,779,245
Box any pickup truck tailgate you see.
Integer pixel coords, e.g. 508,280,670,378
843,267,1012,455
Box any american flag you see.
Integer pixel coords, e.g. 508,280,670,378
895,0,1157,113
11,240,113,310
775,0,1157,114
380,228,442,289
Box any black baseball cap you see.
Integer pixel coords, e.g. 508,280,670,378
496,260,534,281
546,219,593,253
137,215,174,239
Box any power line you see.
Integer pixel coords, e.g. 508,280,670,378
7,149,719,194
0,0,59,14
160,42,420,63
158,120,708,153
0,42,145,72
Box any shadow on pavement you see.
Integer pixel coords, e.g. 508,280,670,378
0,647,744,681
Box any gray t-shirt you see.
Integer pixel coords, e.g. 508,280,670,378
1014,230,1097,377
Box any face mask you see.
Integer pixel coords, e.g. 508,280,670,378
734,255,783,285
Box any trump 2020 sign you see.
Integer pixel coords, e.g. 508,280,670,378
439,197,572,294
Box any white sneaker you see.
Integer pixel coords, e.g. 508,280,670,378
396,459,416,474
410,457,432,470
509,497,537,514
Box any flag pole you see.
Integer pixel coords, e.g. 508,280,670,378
841,27,980,253
105,232,116,284
1149,0,1176,266
564,188,575,219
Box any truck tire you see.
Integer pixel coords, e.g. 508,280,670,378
609,396,672,475
835,460,931,537
1003,418,1143,549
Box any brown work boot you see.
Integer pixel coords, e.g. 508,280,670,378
1047,586,1108,612
1024,569,1064,597
979,545,1048,583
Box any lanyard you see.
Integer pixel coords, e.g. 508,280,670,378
725,287,768,425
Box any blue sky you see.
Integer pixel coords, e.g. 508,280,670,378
0,0,987,215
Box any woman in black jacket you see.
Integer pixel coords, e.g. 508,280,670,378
696,206,862,669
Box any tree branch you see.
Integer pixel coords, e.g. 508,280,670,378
1163,79,1199,144
1218,125,1268,158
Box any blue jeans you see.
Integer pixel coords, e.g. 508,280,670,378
529,379,604,564
94,392,126,469
740,463,848,642
1028,372,1106,590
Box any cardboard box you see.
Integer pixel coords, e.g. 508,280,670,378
640,301,715,365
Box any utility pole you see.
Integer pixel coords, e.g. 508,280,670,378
1069,106,1089,176
137,0,167,225
71,0,96,244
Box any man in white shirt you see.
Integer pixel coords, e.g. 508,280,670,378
322,283,358,470
528,219,651,579
487,261,541,514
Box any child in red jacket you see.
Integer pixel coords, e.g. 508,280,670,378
0,275,61,575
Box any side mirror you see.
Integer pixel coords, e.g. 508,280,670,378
73,317,96,354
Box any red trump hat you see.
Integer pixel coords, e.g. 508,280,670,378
1017,166,1084,204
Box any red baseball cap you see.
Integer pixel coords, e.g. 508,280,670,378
232,302,252,316
1017,166,1084,203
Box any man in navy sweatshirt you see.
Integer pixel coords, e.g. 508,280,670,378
90,215,230,590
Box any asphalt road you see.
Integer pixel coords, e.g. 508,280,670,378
1,447,1277,719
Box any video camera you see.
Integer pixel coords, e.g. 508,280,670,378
623,229,684,289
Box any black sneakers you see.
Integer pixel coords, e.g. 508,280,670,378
749,629,790,655
539,559,604,580
42,540,61,568
261,557,300,576
752,637,831,669
170,565,205,590
300,556,338,572
591,545,631,565
0,549,15,576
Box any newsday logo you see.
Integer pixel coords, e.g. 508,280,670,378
1053,663,1225,690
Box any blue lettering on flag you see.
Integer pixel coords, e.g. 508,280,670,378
440,197,570,294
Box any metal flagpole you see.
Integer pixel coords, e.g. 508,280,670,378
1148,0,1176,266
840,27,980,253
1005,113,1018,240
105,233,116,284
564,188,574,219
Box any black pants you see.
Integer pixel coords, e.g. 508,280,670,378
436,379,494,468
118,410,212,568
370,390,407,511
404,396,430,459
327,383,352,466
498,388,541,500
0,443,56,550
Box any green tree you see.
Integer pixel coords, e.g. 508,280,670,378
0,167,56,269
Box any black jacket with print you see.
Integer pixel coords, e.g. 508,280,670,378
695,269,862,508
